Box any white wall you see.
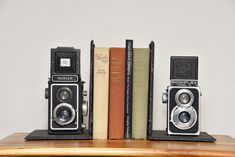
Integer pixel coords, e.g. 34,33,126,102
0,0,234,139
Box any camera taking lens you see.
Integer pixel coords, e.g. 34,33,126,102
53,103,75,126
178,111,191,123
57,108,72,122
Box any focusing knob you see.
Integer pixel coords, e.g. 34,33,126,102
162,93,168,103
82,101,88,116
45,88,49,99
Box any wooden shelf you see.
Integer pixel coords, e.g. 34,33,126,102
0,133,235,156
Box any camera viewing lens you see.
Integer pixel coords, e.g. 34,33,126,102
59,90,70,101
57,87,72,102
175,89,194,107
179,111,191,123
57,107,72,122
179,93,190,104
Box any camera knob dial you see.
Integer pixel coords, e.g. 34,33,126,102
83,91,87,96
162,93,168,103
45,88,49,99
81,123,86,128
82,100,88,116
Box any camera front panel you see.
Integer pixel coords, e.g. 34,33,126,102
167,87,200,135
49,83,82,132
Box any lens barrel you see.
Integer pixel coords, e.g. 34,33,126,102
175,89,194,107
171,106,197,130
53,103,76,126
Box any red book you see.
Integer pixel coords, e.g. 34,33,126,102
108,48,126,140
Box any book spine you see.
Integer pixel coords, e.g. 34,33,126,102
124,40,133,139
132,48,150,140
93,48,110,139
147,41,155,138
108,48,126,140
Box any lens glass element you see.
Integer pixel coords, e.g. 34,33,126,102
59,90,70,101
56,107,72,122
179,93,190,104
178,111,191,123
57,87,72,102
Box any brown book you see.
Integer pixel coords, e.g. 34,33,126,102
108,48,126,140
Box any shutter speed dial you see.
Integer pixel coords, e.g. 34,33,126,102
82,100,88,116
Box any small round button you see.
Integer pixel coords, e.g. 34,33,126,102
162,93,168,103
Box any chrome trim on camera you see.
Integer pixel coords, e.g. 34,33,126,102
168,129,200,136
52,75,78,82
170,79,198,87
53,103,76,126
175,89,194,108
50,84,79,130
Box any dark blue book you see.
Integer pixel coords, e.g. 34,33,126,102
124,39,133,139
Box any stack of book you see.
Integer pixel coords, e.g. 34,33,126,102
90,40,155,140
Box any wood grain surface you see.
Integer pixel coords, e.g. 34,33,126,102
0,133,234,157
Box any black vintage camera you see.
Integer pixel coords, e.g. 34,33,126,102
162,56,201,136
45,47,92,138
